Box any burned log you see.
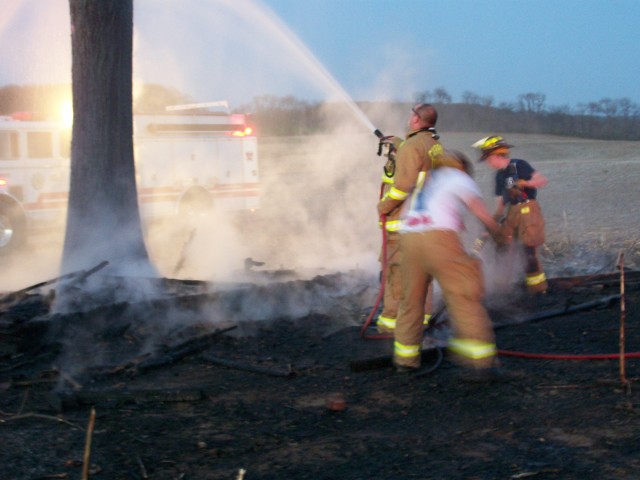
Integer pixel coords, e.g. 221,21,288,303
199,353,295,378
0,271,79,310
48,387,205,412
94,325,237,376
0,261,110,312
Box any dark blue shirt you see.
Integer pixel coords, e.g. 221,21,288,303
495,158,537,205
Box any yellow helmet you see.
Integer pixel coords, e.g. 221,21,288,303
471,135,513,161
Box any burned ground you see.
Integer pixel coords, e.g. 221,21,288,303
2,261,640,480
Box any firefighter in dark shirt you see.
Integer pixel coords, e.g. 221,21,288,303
473,136,548,294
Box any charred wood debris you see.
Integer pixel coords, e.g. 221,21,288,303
0,261,371,412
1,258,638,413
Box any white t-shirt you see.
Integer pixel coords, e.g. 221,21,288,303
401,167,481,234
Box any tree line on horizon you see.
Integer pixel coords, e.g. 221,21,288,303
0,84,638,141
240,88,640,141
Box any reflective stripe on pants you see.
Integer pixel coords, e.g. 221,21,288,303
449,338,497,360
394,230,496,369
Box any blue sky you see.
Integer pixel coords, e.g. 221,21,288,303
1,0,639,110
262,0,640,108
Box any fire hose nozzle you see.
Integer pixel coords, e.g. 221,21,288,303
375,129,387,156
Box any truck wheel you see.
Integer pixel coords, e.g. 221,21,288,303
0,206,26,255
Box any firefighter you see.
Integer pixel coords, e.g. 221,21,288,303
473,136,549,294
375,104,442,334
392,150,505,377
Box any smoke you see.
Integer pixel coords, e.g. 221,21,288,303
2,1,638,313
144,128,383,282
0,232,65,293
0,1,70,86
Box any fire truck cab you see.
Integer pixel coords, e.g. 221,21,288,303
0,104,259,255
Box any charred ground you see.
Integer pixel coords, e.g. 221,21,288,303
2,257,640,480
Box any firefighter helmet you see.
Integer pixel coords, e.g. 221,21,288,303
472,135,513,161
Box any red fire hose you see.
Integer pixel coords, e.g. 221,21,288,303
359,205,393,340
498,350,640,360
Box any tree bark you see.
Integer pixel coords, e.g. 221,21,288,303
63,0,153,276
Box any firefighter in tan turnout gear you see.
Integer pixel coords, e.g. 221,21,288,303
376,104,442,334
392,150,504,376
473,136,549,294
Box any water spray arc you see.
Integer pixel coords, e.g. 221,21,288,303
234,0,383,137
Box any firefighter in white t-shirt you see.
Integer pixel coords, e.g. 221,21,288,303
392,150,505,377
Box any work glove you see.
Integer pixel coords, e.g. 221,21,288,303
383,156,396,177
490,227,513,246
498,223,515,245
378,136,400,177
381,135,402,148
377,135,397,157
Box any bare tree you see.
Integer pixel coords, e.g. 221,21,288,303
63,0,153,276
461,90,480,105
517,92,546,113
432,87,452,104
616,97,637,118
597,98,618,118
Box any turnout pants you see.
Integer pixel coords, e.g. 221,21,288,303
394,230,496,369
378,233,432,334
502,200,548,293
378,235,402,333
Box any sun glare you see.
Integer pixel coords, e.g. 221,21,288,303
60,100,73,128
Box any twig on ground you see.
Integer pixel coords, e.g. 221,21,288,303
81,407,96,480
136,455,149,479
52,366,83,391
0,412,83,429
17,389,29,415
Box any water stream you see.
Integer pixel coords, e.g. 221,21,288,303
229,0,379,134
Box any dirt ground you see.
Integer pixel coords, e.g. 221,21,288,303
2,133,640,480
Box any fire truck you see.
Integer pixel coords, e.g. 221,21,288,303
0,104,259,254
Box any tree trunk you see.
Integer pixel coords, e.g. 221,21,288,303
63,0,153,276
